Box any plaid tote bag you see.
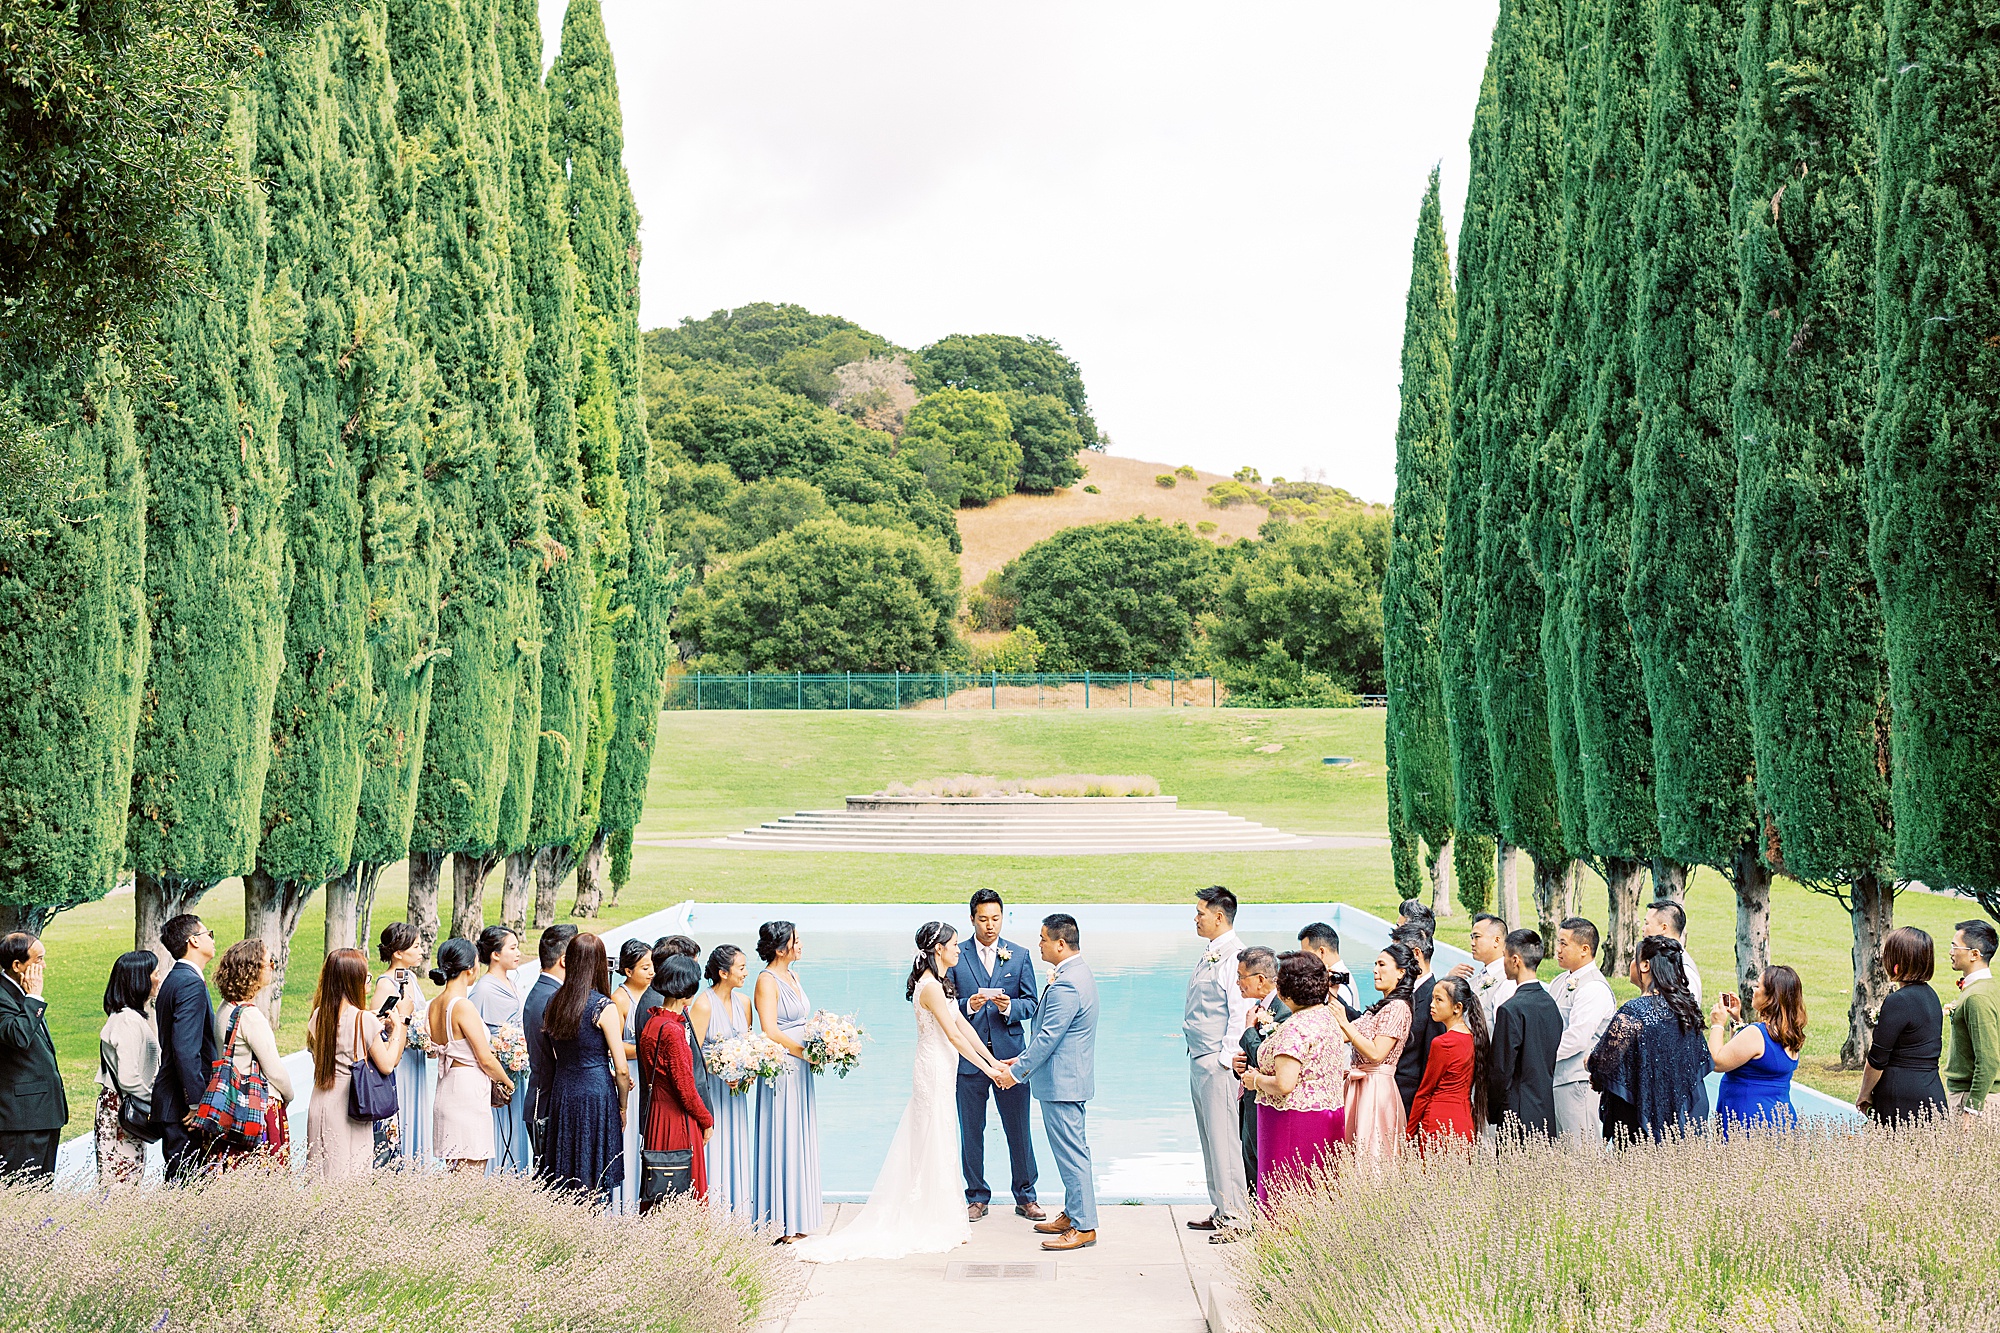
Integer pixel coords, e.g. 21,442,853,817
192,1004,270,1149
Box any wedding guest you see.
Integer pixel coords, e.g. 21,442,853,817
1858,926,1949,1124
658,935,701,960
370,922,430,1167
0,933,65,1182
639,956,713,1208
609,938,655,1208
213,939,295,1164
1185,885,1254,1236
523,923,577,1159
153,913,220,1182
1241,951,1345,1208
1390,924,1443,1116
1231,946,1288,1199
469,926,530,1173
1397,899,1436,935
1335,942,1419,1157
1709,964,1804,1134
1549,916,1616,1144
1297,923,1360,1015
1587,935,1710,1142
691,943,756,1219
632,940,679,1122
306,948,408,1181
1448,914,1515,1030
949,888,1042,1223
1487,929,1560,1140
1948,920,2000,1117
541,933,630,1203
428,938,514,1172
754,920,821,1241
1642,899,1702,1006
1407,975,1484,1151
95,950,161,1187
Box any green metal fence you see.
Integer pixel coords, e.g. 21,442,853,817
660,671,1226,710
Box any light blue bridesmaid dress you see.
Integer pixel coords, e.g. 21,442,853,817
376,973,433,1168
698,987,758,1220
469,972,531,1174
753,970,822,1235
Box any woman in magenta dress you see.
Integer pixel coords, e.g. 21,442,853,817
1335,942,1419,1159
1407,975,1487,1151
1241,952,1348,1203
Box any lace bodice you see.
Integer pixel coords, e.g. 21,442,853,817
912,977,956,1080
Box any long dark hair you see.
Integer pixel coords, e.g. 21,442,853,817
1365,941,1420,1017
545,933,612,1041
1639,935,1702,1032
1433,975,1490,1128
907,922,959,1001
308,949,371,1090
102,950,157,1016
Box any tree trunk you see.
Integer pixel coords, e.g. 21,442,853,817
323,862,390,957
451,850,499,942
1428,836,1456,920
1496,841,1521,932
1530,855,1579,954
243,866,319,1026
407,851,445,958
1651,857,1688,904
135,870,221,958
1842,870,1895,1069
572,828,607,919
534,843,576,929
1602,857,1647,978
1730,842,1772,1011
500,850,533,936
0,901,65,937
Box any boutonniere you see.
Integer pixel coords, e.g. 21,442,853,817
1202,947,1223,967
1256,1011,1281,1036
997,948,1012,963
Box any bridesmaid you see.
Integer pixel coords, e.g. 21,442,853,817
468,926,531,1173
428,938,515,1172
691,943,757,1219
371,922,432,1168
611,939,654,1210
753,921,822,1242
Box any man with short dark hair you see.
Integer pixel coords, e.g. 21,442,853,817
1947,920,2000,1118
1185,886,1252,1233
1398,898,1436,935
0,933,65,1182
1390,924,1441,1114
949,888,1042,1222
1487,929,1559,1140
1449,913,1515,1029
153,912,219,1182
1642,899,1701,1005
523,923,577,1159
1550,916,1614,1144
1229,946,1286,1202
1297,922,1359,1015
1001,913,1098,1251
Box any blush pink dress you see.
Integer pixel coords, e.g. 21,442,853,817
1342,998,1412,1159
433,997,496,1162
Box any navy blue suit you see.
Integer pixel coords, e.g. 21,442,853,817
947,938,1039,1206
522,972,562,1158
152,959,218,1182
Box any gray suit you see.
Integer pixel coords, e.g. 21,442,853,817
1011,956,1098,1231
1185,931,1252,1223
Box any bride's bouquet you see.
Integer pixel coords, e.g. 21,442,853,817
491,1023,529,1074
801,1010,866,1079
704,1032,787,1095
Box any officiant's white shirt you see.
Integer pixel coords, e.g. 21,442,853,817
1472,956,1517,1031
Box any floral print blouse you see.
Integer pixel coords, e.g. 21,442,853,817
1347,997,1413,1073
1256,1005,1350,1113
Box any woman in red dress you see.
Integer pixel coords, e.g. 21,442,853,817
639,955,714,1205
1407,975,1487,1151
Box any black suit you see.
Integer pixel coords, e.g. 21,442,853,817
0,974,67,1180
152,959,218,1181
1236,995,1290,1189
1394,974,1444,1113
1488,980,1562,1139
522,972,561,1155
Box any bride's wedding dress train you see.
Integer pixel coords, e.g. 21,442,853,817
795,975,969,1262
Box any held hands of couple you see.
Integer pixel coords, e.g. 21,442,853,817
991,1057,1019,1090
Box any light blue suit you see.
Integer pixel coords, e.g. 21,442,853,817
1009,955,1098,1231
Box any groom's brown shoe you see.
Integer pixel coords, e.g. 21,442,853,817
1041,1227,1096,1251
1032,1211,1073,1235
1015,1202,1047,1222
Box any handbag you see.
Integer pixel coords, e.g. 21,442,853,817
347,1011,399,1123
638,1147,695,1205
99,1053,163,1144
191,1004,269,1149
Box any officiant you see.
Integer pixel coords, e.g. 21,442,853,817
949,889,1045,1222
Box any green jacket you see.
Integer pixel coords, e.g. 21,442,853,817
1947,974,2000,1112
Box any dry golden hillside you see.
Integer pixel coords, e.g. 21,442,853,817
955,453,1271,587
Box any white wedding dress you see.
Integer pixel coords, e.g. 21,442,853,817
795,974,970,1262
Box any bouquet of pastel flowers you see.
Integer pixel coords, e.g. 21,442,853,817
405,1006,432,1054
492,1022,529,1073
801,1010,866,1079
703,1032,788,1095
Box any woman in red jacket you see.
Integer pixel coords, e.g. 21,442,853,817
639,955,715,1205
1407,975,1486,1151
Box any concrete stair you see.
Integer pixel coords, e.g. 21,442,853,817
717,795,1313,854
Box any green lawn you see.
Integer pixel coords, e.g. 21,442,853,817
32,707,1985,1124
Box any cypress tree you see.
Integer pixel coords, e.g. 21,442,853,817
1386,725,1425,902
1869,0,2000,912
0,352,147,935
1444,49,1503,925
1385,169,1462,917
1472,0,1577,945
1628,0,1767,1004
128,96,290,952
1567,0,1665,974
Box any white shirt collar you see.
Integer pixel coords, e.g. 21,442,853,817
1054,954,1082,978
1967,968,1994,986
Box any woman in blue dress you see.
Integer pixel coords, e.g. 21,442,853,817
370,922,432,1168
753,921,821,1241
1708,964,1805,1134
538,933,633,1205
691,943,758,1220
468,926,532,1172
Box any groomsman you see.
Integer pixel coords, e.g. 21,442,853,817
1230,946,1288,1206
1448,914,1516,1030
1550,917,1616,1143
1642,900,1702,1005
949,889,1043,1222
1185,886,1254,1235
1487,929,1560,1140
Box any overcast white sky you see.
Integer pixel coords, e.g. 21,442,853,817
538,2,1499,503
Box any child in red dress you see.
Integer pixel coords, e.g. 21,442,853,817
1407,975,1487,1151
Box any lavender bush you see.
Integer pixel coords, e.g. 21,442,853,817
1236,1117,2000,1332
0,1163,800,1332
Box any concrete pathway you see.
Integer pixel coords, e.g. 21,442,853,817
760,1203,1236,1332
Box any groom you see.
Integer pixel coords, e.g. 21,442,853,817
998,913,1099,1252
949,889,1043,1222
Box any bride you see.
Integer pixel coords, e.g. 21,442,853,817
796,921,1016,1263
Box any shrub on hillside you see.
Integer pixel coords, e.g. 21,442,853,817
1174,464,1197,480
1205,480,1256,508
899,388,1020,506
1206,508,1389,700
675,518,960,672
1008,518,1220,672
964,568,1018,632
1082,484,1099,494
1155,473,1176,488
967,624,1043,673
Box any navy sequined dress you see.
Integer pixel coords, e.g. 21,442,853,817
539,992,626,1202
1586,994,1711,1142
